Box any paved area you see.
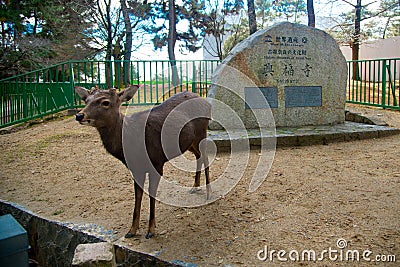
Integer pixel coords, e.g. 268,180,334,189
208,122,400,149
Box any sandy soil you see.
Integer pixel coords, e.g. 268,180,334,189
0,104,399,266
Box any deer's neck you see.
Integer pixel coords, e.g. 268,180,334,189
97,113,126,166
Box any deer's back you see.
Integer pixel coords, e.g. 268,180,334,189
152,91,211,119
123,91,211,175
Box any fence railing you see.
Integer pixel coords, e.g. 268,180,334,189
0,60,220,128
1,58,399,129
347,58,399,110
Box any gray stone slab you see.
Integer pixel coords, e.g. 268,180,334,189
207,122,400,149
245,87,278,109
285,86,322,107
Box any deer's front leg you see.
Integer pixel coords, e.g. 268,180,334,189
146,196,156,239
125,181,144,238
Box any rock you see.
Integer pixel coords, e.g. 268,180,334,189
209,22,347,129
345,110,388,126
72,242,116,267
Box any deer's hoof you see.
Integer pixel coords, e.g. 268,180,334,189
145,232,154,239
125,232,135,238
189,187,201,194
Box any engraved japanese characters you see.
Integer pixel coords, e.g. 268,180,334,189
208,22,347,129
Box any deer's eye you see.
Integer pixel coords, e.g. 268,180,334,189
101,100,110,107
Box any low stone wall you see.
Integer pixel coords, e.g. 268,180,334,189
0,200,175,266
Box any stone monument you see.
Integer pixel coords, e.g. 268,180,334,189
208,22,348,129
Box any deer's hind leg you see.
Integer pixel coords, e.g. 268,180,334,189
202,142,211,200
198,136,212,200
188,145,202,194
146,166,162,239
188,137,211,200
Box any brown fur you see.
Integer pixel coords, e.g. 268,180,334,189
74,85,211,238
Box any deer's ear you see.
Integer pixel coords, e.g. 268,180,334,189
118,85,139,103
74,86,90,101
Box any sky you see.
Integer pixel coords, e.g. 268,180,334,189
125,0,383,61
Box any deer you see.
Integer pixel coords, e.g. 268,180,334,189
74,84,211,239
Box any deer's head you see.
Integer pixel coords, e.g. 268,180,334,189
74,85,139,128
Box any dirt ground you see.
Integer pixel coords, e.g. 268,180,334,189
0,104,399,266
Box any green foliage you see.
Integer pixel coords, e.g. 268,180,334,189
327,0,399,46
0,0,97,79
270,0,306,22
327,9,372,45
146,0,244,58
223,0,307,58
376,0,400,38
222,18,249,58
255,0,276,28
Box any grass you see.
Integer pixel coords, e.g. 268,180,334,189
52,209,64,216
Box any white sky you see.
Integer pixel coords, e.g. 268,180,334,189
126,0,383,60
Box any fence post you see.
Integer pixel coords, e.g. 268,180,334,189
68,61,75,109
192,62,196,94
381,59,387,108
386,61,397,107
22,79,28,120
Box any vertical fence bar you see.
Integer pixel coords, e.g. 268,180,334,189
199,62,203,97
347,62,352,102
387,60,397,106
136,61,140,104
394,59,399,106
367,60,371,103
205,61,209,96
179,61,183,92
161,61,165,100
372,60,376,104
377,60,381,105
381,59,387,108
155,61,159,103
149,61,152,103
386,61,391,106
22,78,28,120
185,61,189,91
69,61,75,109
140,61,144,103
192,61,196,95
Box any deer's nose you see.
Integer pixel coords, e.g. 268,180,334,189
76,113,84,122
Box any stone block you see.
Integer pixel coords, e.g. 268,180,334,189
209,22,347,129
72,242,116,267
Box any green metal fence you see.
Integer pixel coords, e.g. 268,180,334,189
0,60,220,128
1,58,399,129
347,58,399,110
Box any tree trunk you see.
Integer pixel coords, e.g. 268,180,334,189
1,21,5,47
382,17,391,39
352,0,361,80
113,42,123,88
121,0,132,84
103,0,113,88
307,0,315,27
168,0,180,86
247,0,257,34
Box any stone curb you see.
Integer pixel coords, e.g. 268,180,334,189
0,200,177,267
208,122,400,150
